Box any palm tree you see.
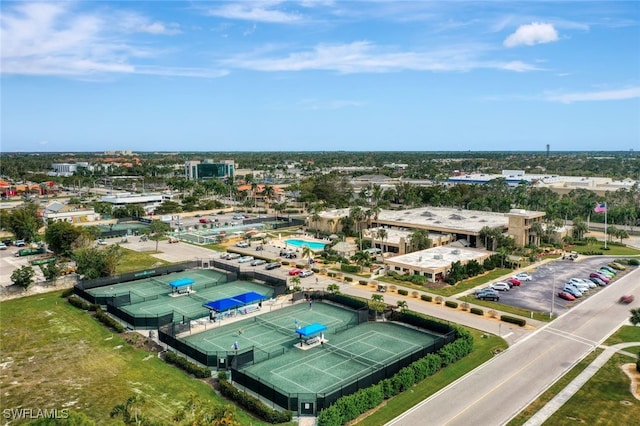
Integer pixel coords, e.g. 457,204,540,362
301,245,314,263
110,395,147,425
630,308,640,326
370,294,385,320
529,221,544,247
572,217,589,241
397,300,409,313
409,229,431,251
262,185,275,211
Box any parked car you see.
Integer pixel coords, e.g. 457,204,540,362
96,239,107,246
599,265,617,275
14,239,26,247
238,256,254,263
507,277,521,286
168,237,179,243
265,262,281,270
514,272,533,281
199,218,210,223
226,253,241,260
557,291,576,301
491,282,510,292
0,243,7,250
590,277,607,286
563,285,583,298
608,262,626,271
568,278,596,289
289,268,302,276
589,272,610,283
476,289,500,301
236,241,249,248
250,259,266,266
1,239,13,246
596,269,615,278
299,270,314,278
232,215,245,220
567,281,589,293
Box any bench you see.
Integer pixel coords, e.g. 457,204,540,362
177,288,190,295
305,336,320,345
241,304,261,315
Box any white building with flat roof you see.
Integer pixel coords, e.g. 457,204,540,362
384,246,492,283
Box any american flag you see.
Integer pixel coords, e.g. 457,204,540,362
594,203,606,213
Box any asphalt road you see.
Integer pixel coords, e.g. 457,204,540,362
385,267,640,426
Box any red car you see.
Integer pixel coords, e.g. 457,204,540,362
507,278,521,286
619,295,634,304
288,268,302,276
558,291,575,301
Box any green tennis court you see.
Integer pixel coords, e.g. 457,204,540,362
120,280,274,323
86,269,228,298
240,320,438,395
182,302,357,355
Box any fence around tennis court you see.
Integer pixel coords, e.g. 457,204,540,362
229,311,457,415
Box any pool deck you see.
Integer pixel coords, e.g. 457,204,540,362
275,234,330,251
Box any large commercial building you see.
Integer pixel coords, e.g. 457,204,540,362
101,192,173,214
185,160,235,181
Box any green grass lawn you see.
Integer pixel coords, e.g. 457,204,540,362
379,268,513,297
0,291,268,425
572,243,640,257
357,329,507,425
116,247,169,274
508,325,640,426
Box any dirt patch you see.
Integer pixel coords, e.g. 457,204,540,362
122,332,164,353
621,363,640,401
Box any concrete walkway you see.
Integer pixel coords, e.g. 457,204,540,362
524,341,640,426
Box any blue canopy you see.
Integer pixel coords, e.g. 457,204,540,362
204,298,243,312
170,278,194,288
297,323,328,337
233,291,267,304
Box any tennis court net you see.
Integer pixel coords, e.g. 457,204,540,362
255,317,294,336
324,343,382,369
150,277,168,287
190,293,210,304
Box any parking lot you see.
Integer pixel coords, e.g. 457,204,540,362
485,256,633,316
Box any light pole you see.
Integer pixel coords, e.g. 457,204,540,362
550,267,555,319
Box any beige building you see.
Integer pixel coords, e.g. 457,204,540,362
384,246,492,283
506,209,547,247
42,202,99,224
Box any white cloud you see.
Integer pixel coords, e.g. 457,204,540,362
222,41,539,74
0,2,216,78
504,22,559,47
545,87,640,103
204,1,304,24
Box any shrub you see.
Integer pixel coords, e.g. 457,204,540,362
344,276,353,282
340,263,360,274
281,261,289,266
397,289,409,296
311,268,320,273
470,307,484,315
163,351,211,378
219,379,292,423
628,258,640,266
95,308,125,333
444,300,458,309
421,294,432,302
359,280,368,285
68,295,90,310
218,371,228,381
328,272,336,278
500,315,526,327
60,288,75,298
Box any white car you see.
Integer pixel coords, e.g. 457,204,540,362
568,277,596,289
491,282,510,291
514,272,532,281
250,259,266,266
236,241,249,248
238,256,254,263
97,239,107,246
299,270,314,278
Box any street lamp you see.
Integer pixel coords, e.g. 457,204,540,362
550,267,555,319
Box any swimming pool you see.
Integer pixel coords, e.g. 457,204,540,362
285,239,327,250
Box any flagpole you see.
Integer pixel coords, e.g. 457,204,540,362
604,203,607,249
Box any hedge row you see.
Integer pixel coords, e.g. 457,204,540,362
359,280,368,286
420,294,432,302
95,308,125,333
470,307,484,316
317,328,473,426
163,351,211,378
397,289,409,296
340,263,360,274
218,379,292,424
68,295,91,310
444,300,458,309
344,276,353,282
500,315,526,327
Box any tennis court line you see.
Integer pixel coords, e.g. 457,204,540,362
271,370,317,393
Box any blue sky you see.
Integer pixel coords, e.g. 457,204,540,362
2,1,639,152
